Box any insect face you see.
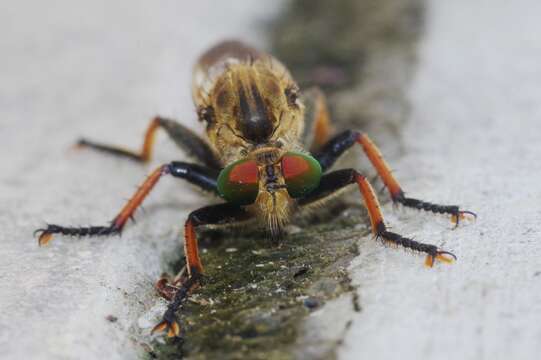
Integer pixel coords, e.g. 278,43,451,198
217,148,322,235
217,151,322,204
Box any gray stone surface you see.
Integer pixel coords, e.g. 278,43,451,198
0,2,282,359
2,1,541,359
338,1,541,359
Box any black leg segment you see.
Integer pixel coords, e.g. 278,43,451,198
188,203,253,227
182,202,254,274
78,116,222,169
152,202,253,337
34,162,220,245
298,168,357,205
298,169,456,267
159,118,222,169
169,161,219,195
314,130,476,226
313,130,358,172
392,193,477,227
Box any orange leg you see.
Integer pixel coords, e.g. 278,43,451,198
77,116,161,162
311,88,333,149
355,172,455,266
150,218,202,338
302,87,334,151
35,165,169,246
315,130,476,226
151,203,251,338
299,169,456,267
358,133,476,226
183,219,203,275
356,134,403,199
112,165,167,229
35,162,220,245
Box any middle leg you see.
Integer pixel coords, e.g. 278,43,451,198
298,169,456,267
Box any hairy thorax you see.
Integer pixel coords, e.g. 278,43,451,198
192,41,305,165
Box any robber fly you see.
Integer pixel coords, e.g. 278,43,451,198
35,41,476,338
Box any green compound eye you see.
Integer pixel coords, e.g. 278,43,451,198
217,159,259,205
281,152,322,198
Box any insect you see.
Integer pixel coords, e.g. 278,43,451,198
35,41,476,338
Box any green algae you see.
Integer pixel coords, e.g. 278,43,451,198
149,207,368,360
271,0,426,141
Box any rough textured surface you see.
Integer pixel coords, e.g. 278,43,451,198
150,220,364,359
272,0,425,144
0,2,283,359
2,1,541,359
338,1,541,359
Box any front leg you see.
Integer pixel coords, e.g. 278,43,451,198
151,203,253,338
34,162,219,245
299,169,456,267
314,130,476,226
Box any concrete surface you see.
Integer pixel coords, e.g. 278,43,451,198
0,1,283,359
1,1,541,360
338,1,541,359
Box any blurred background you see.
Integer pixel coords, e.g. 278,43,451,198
1,1,541,359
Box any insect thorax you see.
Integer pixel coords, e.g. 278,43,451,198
192,42,305,165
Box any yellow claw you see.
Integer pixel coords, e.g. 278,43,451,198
424,251,456,268
167,321,181,338
451,210,477,227
151,319,181,338
435,253,455,264
38,232,53,247
150,321,168,335
424,255,435,268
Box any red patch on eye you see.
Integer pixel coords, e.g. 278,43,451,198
229,160,258,184
282,155,310,179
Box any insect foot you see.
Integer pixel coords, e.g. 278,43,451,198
152,273,202,338
451,210,477,228
424,250,457,268
151,310,182,338
34,223,121,246
375,222,457,268
393,194,477,228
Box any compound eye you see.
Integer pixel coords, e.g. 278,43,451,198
217,159,259,205
281,152,322,198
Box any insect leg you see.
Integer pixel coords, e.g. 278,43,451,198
34,162,219,245
299,169,456,267
77,116,221,168
314,130,476,226
301,87,333,151
152,203,252,337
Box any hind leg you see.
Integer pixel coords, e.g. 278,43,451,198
77,116,221,168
